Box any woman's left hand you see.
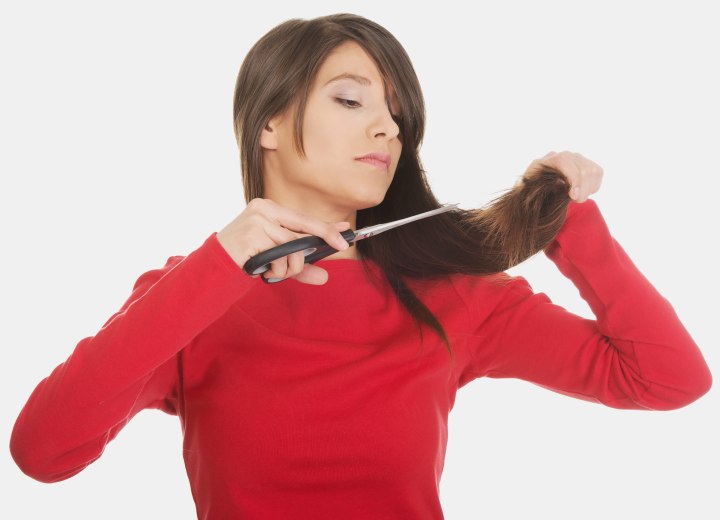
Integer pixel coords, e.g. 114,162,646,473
522,150,604,203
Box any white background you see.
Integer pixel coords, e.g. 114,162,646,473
2,1,718,518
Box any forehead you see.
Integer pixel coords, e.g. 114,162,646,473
315,41,398,99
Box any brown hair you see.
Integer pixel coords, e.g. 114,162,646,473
232,13,572,365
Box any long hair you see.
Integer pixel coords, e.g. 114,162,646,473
232,13,572,364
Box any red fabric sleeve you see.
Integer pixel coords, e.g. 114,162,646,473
10,232,255,483
470,199,712,410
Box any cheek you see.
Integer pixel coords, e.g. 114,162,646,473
391,141,402,167
304,113,354,160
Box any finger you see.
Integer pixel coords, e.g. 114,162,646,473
285,249,306,279
266,203,351,251
261,222,351,282
262,224,300,279
285,221,352,282
288,223,351,280
292,263,330,285
266,258,288,281
333,221,352,231
571,185,581,200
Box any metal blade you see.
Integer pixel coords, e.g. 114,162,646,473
353,203,459,241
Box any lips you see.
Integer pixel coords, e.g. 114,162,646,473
355,152,391,169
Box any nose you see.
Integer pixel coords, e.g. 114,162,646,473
370,106,401,141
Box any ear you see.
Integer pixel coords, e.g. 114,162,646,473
260,116,281,150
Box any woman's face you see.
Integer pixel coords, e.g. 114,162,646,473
261,40,403,219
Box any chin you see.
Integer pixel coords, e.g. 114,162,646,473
351,190,389,210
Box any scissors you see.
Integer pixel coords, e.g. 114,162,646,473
243,203,459,283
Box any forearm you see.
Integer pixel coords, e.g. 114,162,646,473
544,200,712,408
10,232,255,481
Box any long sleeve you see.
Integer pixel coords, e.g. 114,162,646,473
10,232,256,483
468,199,712,411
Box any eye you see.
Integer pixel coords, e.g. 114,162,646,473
335,98,361,108
336,97,404,128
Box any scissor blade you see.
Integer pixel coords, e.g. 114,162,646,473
353,203,459,241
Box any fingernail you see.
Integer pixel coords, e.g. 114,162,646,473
337,235,349,249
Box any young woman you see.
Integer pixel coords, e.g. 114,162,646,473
10,12,712,520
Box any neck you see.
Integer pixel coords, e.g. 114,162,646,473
260,192,360,261
323,244,360,261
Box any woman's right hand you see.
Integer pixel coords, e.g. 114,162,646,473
216,198,351,285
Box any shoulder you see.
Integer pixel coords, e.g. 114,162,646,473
405,270,535,319
447,271,534,313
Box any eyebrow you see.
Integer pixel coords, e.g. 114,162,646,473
323,73,372,87
324,73,400,109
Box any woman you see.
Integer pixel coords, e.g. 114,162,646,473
10,12,712,520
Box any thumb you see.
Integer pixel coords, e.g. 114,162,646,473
292,263,329,285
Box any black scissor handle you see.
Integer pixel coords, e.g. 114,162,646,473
243,229,357,283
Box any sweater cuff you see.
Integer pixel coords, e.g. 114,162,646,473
544,198,605,258
204,231,248,278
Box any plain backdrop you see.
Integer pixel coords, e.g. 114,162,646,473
2,1,718,518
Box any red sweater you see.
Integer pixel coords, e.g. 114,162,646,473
10,199,712,519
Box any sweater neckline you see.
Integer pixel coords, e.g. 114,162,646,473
313,257,384,275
